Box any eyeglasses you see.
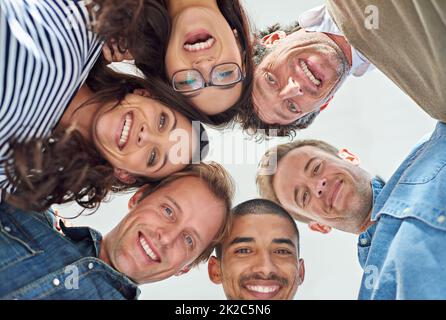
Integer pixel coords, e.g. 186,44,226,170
172,63,244,93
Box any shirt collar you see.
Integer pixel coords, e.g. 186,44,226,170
60,221,102,258
298,4,374,77
370,176,386,221
59,221,141,299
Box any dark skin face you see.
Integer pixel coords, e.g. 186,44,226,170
208,214,304,300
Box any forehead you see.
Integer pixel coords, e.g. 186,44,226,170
274,146,337,187
225,214,297,246
144,176,225,222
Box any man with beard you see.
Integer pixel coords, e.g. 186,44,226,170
244,0,446,136
257,123,446,299
207,199,304,300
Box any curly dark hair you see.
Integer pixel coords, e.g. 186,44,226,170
3,58,209,214
89,0,254,128
235,21,323,139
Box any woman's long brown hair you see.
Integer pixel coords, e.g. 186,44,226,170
90,0,254,127
4,58,209,214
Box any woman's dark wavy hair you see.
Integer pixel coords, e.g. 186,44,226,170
89,0,254,128
4,58,209,214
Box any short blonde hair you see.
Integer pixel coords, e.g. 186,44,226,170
256,140,339,223
141,161,235,268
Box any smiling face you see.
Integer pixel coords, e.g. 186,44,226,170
102,176,226,284
273,146,373,234
210,214,303,300
253,29,349,125
92,91,196,181
165,3,243,115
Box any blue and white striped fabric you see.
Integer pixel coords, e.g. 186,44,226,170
0,0,102,200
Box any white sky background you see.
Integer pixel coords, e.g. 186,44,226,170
56,0,437,299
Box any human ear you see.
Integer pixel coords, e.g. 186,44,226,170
261,31,287,48
297,259,305,285
208,256,223,284
128,185,151,209
114,168,137,185
338,149,360,166
308,222,332,234
133,89,152,97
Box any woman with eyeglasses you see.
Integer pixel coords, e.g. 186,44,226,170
0,0,208,211
95,0,254,127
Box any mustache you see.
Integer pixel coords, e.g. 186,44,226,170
239,273,289,287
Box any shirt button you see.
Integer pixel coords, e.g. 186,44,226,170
437,215,446,224
53,278,60,287
403,208,412,214
360,238,368,246
88,263,94,270
4,226,11,232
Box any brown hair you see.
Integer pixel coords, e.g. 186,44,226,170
4,58,209,214
89,0,255,128
256,139,339,223
140,161,235,268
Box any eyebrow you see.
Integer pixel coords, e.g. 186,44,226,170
229,237,255,246
184,83,239,99
272,238,296,248
166,195,203,245
294,187,301,208
304,157,317,174
151,113,178,173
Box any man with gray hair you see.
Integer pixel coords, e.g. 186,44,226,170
243,0,446,137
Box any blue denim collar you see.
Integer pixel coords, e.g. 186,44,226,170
370,176,385,220
60,220,102,257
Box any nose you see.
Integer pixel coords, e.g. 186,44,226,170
155,226,181,248
192,57,215,81
315,178,327,198
279,77,303,99
251,251,278,276
137,122,164,148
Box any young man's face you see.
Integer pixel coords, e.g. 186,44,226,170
253,29,349,125
209,214,304,300
102,176,226,284
273,146,373,234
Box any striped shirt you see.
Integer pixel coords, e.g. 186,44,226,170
0,0,102,200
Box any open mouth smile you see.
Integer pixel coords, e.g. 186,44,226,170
243,281,282,299
183,31,215,52
300,60,321,87
117,112,133,151
138,232,161,263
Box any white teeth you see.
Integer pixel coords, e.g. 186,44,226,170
118,113,132,148
183,37,215,52
139,235,159,261
300,60,321,86
246,285,279,294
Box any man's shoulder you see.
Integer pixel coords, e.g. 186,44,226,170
374,123,446,231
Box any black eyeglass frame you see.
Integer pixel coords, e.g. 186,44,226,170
171,62,245,94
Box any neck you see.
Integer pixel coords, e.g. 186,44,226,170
325,33,353,67
57,84,101,142
98,238,111,265
167,0,218,17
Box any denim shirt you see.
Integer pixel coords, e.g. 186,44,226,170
357,122,446,300
0,203,140,300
